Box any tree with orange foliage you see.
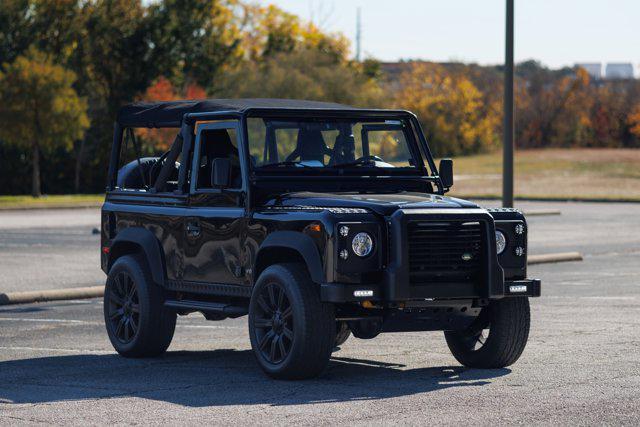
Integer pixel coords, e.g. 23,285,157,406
137,77,207,151
628,105,640,139
394,62,499,156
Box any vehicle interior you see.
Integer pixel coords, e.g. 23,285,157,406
247,118,417,170
116,128,182,192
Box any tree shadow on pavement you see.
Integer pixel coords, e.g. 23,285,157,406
0,350,510,407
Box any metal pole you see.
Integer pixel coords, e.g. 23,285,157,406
503,0,514,207
356,7,362,62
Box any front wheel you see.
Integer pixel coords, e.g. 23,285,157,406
248,263,335,379
444,297,530,368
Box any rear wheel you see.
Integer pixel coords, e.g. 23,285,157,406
104,254,176,357
444,297,530,368
249,263,335,379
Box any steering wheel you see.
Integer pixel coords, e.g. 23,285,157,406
357,155,384,163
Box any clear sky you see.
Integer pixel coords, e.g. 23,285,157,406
258,0,639,71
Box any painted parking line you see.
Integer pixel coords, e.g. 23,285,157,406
0,317,243,330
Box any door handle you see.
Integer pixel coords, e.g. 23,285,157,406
186,222,201,237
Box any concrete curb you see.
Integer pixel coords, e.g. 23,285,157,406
522,209,562,216
528,252,583,265
0,252,583,306
0,286,104,306
0,202,102,211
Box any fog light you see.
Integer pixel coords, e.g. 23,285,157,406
339,225,350,237
515,246,525,256
515,223,525,234
509,285,527,293
354,289,374,298
339,249,349,260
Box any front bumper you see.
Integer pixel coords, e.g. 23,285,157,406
320,278,540,303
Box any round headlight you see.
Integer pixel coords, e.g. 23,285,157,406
495,230,507,254
352,232,373,257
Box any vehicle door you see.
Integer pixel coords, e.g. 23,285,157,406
181,121,248,287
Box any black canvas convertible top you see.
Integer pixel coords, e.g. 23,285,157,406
117,98,363,128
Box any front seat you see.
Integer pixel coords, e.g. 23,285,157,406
286,129,332,164
198,129,241,188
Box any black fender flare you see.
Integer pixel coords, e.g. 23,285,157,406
108,227,165,286
255,231,325,284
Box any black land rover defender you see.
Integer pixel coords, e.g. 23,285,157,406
101,98,540,379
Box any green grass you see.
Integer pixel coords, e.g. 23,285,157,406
0,194,104,209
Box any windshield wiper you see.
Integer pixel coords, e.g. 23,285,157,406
259,161,312,169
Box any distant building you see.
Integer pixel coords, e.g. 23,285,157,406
576,63,602,80
605,63,634,79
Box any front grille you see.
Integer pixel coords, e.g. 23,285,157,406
407,220,484,287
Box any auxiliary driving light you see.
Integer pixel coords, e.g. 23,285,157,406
509,285,527,293
352,232,373,257
339,225,350,237
515,223,525,234
495,230,507,254
354,289,374,298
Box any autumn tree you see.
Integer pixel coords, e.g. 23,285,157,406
217,49,383,107
137,77,206,151
0,49,89,196
394,62,499,156
147,0,243,90
516,65,593,148
0,0,84,66
238,3,349,62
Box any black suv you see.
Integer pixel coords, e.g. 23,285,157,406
101,98,540,379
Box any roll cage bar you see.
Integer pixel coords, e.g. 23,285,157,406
107,108,447,195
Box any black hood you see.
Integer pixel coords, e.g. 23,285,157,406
266,191,479,216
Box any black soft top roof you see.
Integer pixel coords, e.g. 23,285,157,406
117,98,369,128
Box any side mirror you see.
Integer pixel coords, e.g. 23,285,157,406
211,157,231,188
439,158,454,188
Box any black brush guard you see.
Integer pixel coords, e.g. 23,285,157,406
384,209,505,301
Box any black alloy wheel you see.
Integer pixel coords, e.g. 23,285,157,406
249,263,335,379
107,271,140,344
104,254,176,358
252,282,294,364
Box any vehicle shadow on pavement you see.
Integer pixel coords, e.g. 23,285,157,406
0,350,510,407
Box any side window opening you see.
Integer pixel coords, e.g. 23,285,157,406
116,127,182,192
195,127,242,190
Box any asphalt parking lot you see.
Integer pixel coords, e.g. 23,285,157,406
1,202,639,424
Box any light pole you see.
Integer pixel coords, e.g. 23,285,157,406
503,0,515,207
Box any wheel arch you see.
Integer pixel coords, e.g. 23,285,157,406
254,231,325,285
108,227,165,286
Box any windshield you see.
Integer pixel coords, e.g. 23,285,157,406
247,117,425,173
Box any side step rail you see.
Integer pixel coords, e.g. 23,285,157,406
164,299,248,319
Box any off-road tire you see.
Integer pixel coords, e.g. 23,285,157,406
334,321,351,348
249,263,335,379
104,254,176,357
444,297,530,368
